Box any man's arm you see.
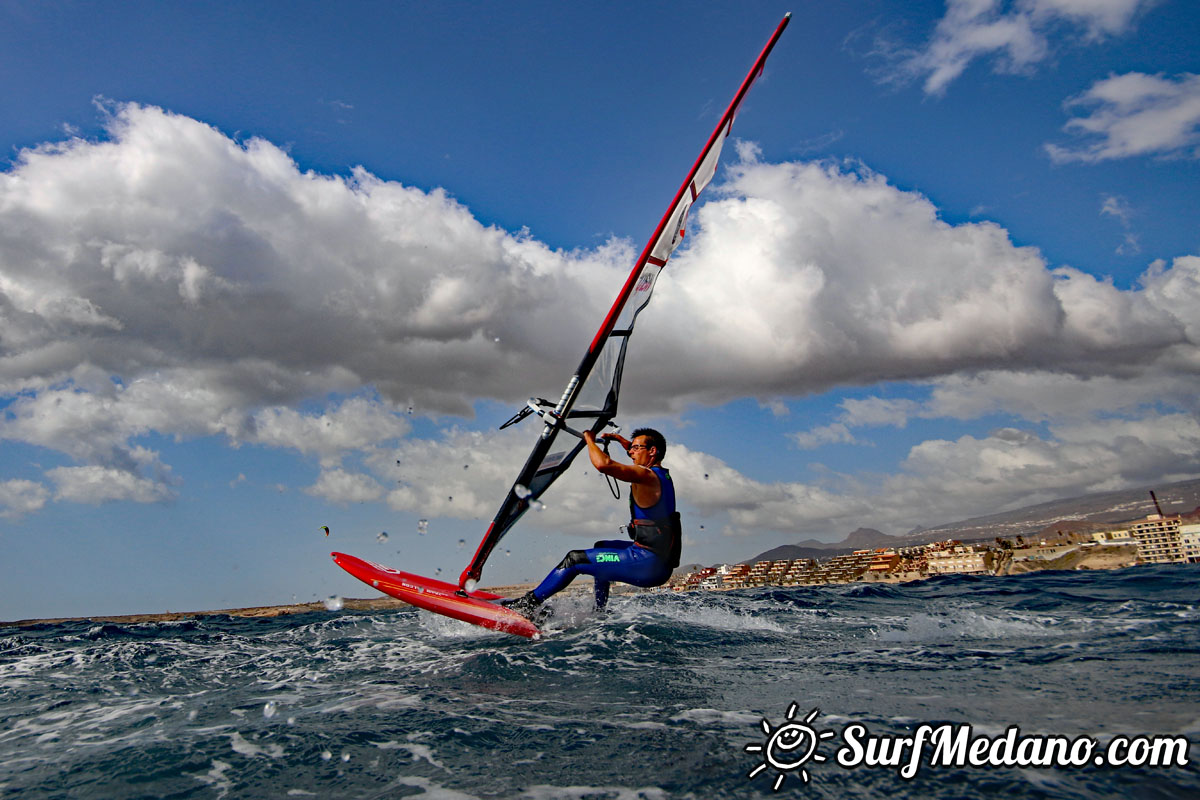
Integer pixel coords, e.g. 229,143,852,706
584,431,658,488
601,432,632,452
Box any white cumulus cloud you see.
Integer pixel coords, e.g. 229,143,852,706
305,468,386,505
48,465,176,505
626,159,1197,411
1047,72,1200,162
0,479,51,518
2,102,1197,534
883,0,1154,96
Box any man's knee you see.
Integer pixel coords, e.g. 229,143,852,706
556,549,590,571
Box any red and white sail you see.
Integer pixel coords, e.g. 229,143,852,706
461,14,791,589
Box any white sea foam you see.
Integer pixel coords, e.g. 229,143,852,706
389,776,484,799
522,785,668,800
608,719,670,730
228,731,284,759
416,610,502,639
670,708,761,726
317,688,422,714
874,609,1053,642
371,740,446,769
193,758,234,799
608,594,794,634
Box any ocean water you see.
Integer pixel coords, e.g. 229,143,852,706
2,564,1198,799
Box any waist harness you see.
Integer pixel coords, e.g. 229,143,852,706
629,515,682,568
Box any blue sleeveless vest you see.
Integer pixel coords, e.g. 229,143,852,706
631,466,675,521
628,466,681,567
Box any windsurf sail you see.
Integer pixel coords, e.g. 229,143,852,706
459,13,791,589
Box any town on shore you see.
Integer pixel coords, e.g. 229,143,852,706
9,492,1197,627
668,501,1200,592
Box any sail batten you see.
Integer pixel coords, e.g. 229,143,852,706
458,14,790,589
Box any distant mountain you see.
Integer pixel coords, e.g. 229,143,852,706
745,544,834,564
746,528,899,564
902,477,1200,545
739,478,1200,566
843,527,898,549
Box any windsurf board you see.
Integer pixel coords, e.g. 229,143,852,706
331,551,540,639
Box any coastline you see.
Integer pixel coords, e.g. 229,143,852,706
0,584,537,629
0,546,1144,628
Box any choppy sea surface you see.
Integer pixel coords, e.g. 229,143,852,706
3,564,1198,799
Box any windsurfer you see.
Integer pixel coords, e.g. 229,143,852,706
507,428,681,620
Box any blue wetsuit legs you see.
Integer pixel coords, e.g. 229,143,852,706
532,540,671,609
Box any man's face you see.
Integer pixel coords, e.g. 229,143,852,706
629,436,656,467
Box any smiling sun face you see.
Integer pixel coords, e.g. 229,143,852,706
745,704,836,790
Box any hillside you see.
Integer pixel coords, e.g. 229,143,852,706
745,477,1200,564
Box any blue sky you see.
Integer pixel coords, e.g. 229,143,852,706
2,1,1198,620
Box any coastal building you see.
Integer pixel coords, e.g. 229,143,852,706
675,566,717,591
1179,523,1200,563
804,550,874,584
670,513,1200,594
926,543,989,575
717,563,751,589
781,559,818,585
1129,514,1186,564
867,549,901,574
745,560,773,587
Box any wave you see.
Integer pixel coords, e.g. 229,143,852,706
3,564,1199,799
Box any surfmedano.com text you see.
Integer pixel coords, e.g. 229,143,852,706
837,723,1190,780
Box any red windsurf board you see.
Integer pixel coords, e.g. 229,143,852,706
331,552,540,639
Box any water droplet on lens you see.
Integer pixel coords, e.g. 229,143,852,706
456,538,465,549
514,484,532,499
464,579,478,593
341,753,350,762
321,750,333,761
263,701,278,719
376,531,389,543
323,596,344,611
